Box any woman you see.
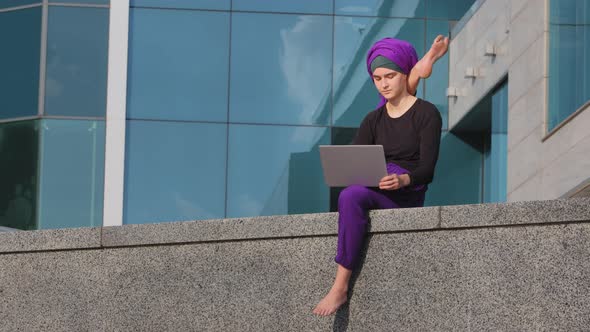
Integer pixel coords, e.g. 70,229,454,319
312,36,445,316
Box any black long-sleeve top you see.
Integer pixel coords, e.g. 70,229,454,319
353,98,442,186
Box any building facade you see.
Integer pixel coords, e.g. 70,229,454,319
3,0,586,231
447,0,590,203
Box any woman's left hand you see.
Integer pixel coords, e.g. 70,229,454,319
379,174,411,190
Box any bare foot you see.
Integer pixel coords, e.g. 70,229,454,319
312,287,348,316
413,35,449,79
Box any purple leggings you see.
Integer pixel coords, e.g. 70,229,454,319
334,163,426,270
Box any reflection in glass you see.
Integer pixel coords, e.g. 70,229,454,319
130,0,229,10
550,0,590,24
127,9,229,122
333,16,424,127
230,13,332,126
37,120,105,229
124,121,226,224
424,131,482,206
227,124,330,218
45,7,109,117
0,121,39,230
483,82,507,203
426,0,477,20
0,7,41,120
548,0,590,131
425,20,450,130
49,0,109,4
232,0,332,14
0,1,40,9
335,0,425,18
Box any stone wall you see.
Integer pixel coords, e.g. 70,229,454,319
1,198,590,331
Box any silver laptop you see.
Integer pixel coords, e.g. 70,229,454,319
319,145,387,187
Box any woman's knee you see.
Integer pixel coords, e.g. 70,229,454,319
338,185,371,206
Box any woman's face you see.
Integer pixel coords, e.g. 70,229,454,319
372,67,407,100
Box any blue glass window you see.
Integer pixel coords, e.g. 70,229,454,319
37,120,105,229
227,124,330,218
49,0,108,4
124,121,226,224
425,20,450,130
0,7,41,120
0,120,39,230
0,1,40,9
230,13,332,126
482,82,508,203
335,0,425,18
333,16,424,127
424,132,483,206
232,0,332,14
130,0,229,10
548,0,590,131
550,0,589,24
127,9,229,122
44,7,109,117
426,0,477,20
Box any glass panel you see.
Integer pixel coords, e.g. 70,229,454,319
333,17,424,127
550,0,590,24
227,124,330,218
426,0,477,20
124,121,226,224
49,0,109,4
45,7,109,117
127,9,229,122
232,0,332,14
0,120,39,230
425,20,450,130
130,0,230,10
335,0,425,18
0,7,41,120
0,1,40,9
37,120,105,229
229,13,332,126
484,82,507,203
424,131,482,206
548,20,590,130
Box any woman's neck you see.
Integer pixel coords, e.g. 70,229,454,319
385,92,417,118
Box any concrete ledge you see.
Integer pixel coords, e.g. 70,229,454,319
1,198,590,331
368,205,440,232
441,197,590,228
102,213,338,248
0,227,101,253
2,198,588,253
102,206,441,248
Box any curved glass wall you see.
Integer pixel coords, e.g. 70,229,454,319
0,2,109,230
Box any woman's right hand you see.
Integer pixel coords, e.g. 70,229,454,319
379,174,400,191
379,173,411,190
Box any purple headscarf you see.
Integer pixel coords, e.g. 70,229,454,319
366,37,418,108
